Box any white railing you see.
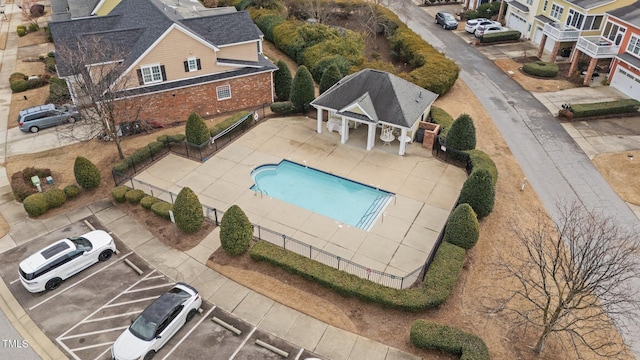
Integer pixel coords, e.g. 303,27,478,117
543,22,580,41
576,36,619,58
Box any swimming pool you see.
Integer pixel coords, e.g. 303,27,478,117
251,160,393,231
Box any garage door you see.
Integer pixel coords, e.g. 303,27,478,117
532,25,555,51
611,67,640,101
508,13,528,38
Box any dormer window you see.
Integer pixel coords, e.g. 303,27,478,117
140,64,164,84
184,57,201,72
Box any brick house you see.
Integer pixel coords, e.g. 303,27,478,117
49,0,277,125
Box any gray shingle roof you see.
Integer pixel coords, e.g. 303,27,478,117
311,69,438,128
617,52,640,68
50,0,268,81
565,0,615,10
608,2,640,28
51,0,101,21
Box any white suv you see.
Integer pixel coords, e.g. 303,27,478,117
18,230,116,292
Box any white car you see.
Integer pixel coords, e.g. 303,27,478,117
18,230,115,293
112,283,202,360
464,18,500,34
475,25,510,38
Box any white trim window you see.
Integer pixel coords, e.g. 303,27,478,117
141,65,162,84
583,15,603,31
187,57,198,72
216,84,231,100
526,0,533,6
566,9,584,29
627,35,640,57
550,4,563,20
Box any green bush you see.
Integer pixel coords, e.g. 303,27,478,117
220,205,253,255
185,112,210,145
301,34,365,80
250,240,466,311
209,112,252,137
16,28,26,37
125,189,146,204
465,9,479,19
254,13,286,42
270,101,296,114
74,156,101,190
9,72,27,83
459,168,495,219
443,204,479,250
157,134,185,144
445,114,476,151
467,149,498,187
430,106,454,138
63,184,81,199
274,60,292,101
45,57,56,73
23,193,48,217
111,185,130,203
522,61,559,77
10,80,28,93
173,187,204,233
480,30,522,43
47,77,71,104
44,188,67,208
410,320,491,360
26,77,47,90
290,65,315,113
311,55,352,83
319,63,342,94
113,141,166,172
570,99,640,118
140,195,160,210
151,201,173,219
28,22,39,32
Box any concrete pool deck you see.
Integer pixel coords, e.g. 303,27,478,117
134,116,466,277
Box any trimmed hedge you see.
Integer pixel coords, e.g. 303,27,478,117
430,106,454,138
157,134,185,144
63,184,81,199
479,30,521,43
410,320,491,360
570,99,640,118
140,195,160,210
44,188,67,208
173,187,204,233
220,205,253,255
459,168,495,219
467,149,498,187
150,201,172,219
250,240,466,311
112,141,166,173
23,193,48,217
209,111,252,137
443,204,479,250
522,61,559,77
125,189,146,204
254,13,286,42
445,114,476,151
270,101,296,115
111,185,129,203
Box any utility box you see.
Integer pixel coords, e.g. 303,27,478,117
31,176,42,192
46,176,54,185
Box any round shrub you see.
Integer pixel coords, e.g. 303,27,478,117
28,22,39,32
445,114,476,151
23,193,48,217
173,187,204,233
140,195,160,210
458,168,495,219
443,204,479,250
111,185,129,203
44,188,67,208
125,189,146,204
74,156,101,190
9,72,27,83
467,149,498,187
185,112,210,146
63,184,81,199
522,61,559,77
220,205,253,255
10,80,28,93
150,201,173,220
270,101,296,114
16,28,26,37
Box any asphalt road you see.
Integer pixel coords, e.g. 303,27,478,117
383,0,640,356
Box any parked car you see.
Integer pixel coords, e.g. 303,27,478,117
18,230,115,293
17,103,81,133
112,283,202,360
465,18,500,34
435,11,458,30
475,25,510,38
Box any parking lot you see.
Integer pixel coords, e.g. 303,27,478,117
0,216,323,360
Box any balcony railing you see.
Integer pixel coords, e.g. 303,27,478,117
576,36,620,58
543,22,581,41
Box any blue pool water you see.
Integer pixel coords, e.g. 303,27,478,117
251,160,393,231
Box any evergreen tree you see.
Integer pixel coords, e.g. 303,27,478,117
185,112,210,145
319,64,342,94
445,113,476,151
443,203,479,249
173,187,204,233
274,60,292,101
220,205,253,255
458,168,495,219
290,65,315,113
73,156,101,190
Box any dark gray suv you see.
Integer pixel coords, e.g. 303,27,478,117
435,11,458,30
17,103,80,133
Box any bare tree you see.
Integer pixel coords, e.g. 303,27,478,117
55,36,148,159
496,200,640,357
356,0,385,50
300,0,335,24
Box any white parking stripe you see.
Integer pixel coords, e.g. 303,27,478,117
69,341,114,352
29,251,134,311
59,326,129,340
10,278,19,284
160,306,217,360
103,296,160,308
83,310,143,323
124,283,173,293
94,346,112,360
228,327,257,360
294,348,304,360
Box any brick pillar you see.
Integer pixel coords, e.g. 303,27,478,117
550,41,561,64
537,34,547,59
568,50,581,77
583,57,598,86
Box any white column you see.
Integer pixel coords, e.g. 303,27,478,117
340,117,348,144
399,128,408,156
316,107,323,133
366,123,375,150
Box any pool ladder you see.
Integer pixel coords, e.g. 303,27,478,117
356,194,390,230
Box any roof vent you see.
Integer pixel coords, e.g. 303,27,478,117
163,3,167,10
